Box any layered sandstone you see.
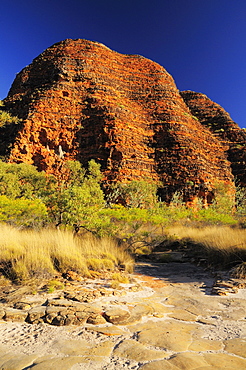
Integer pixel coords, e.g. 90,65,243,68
181,91,246,187
1,39,243,201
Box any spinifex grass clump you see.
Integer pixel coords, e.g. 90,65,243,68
0,224,134,283
167,225,246,268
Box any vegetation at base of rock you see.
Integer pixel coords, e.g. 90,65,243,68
45,279,65,293
0,159,244,230
0,224,133,282
0,159,104,228
166,225,246,269
106,180,158,208
0,101,19,128
0,159,246,280
0,195,47,227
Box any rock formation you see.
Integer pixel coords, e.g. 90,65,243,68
1,39,245,202
181,91,246,187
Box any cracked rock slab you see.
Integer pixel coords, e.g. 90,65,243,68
113,339,170,362
224,338,246,358
136,320,198,352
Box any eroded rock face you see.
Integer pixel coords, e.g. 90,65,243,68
2,39,244,200
181,91,246,187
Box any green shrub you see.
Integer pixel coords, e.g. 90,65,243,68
0,195,47,227
0,101,19,128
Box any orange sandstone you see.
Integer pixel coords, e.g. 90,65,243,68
1,39,244,201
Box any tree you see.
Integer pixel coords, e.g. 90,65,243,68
107,180,158,208
44,160,105,227
0,160,47,199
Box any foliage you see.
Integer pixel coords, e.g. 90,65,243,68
195,207,237,225
0,101,19,128
107,180,158,208
0,195,47,227
0,156,245,238
0,159,105,228
0,160,47,200
0,160,49,227
210,181,235,214
235,184,246,218
44,159,105,227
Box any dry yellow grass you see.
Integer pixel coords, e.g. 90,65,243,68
167,225,246,267
167,225,246,251
0,224,134,282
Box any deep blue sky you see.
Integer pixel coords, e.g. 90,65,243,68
1,0,245,128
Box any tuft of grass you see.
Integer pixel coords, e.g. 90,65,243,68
111,272,129,284
110,280,121,289
46,279,65,293
110,272,130,289
166,225,246,268
0,224,134,283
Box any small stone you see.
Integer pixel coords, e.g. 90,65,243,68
4,308,28,322
197,318,216,326
82,303,102,315
129,286,140,292
14,302,32,310
46,298,73,307
52,315,66,326
87,313,107,325
214,281,234,289
75,311,89,324
45,313,57,324
45,306,68,315
64,314,77,326
104,308,130,325
4,286,31,303
234,280,246,289
27,306,46,323
63,270,83,281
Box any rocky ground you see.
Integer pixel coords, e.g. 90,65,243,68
0,256,246,369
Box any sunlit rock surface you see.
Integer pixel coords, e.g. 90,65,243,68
2,39,245,200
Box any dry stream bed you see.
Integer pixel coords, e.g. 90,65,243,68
0,258,245,370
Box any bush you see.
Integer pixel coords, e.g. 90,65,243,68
0,195,47,227
44,160,105,227
107,180,158,208
0,101,19,128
